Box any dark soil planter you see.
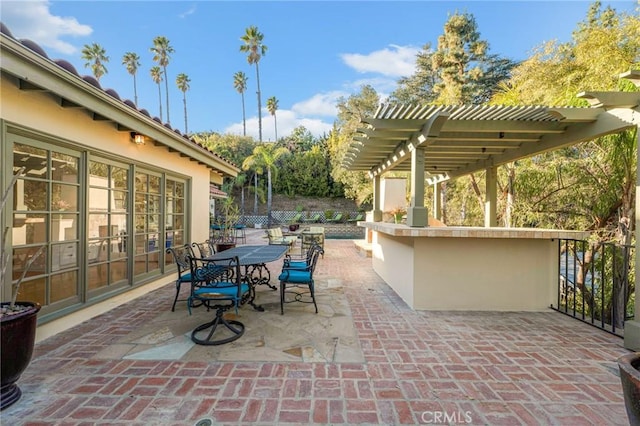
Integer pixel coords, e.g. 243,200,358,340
618,352,640,425
215,243,236,253
288,224,300,232
1,301,40,410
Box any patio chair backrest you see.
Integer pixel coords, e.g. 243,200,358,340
266,227,283,241
192,241,215,258
166,244,194,275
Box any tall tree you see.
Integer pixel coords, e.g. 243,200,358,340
242,144,289,225
233,71,249,136
331,85,380,206
266,96,279,142
491,1,640,327
240,26,267,142
150,66,164,121
81,42,108,81
122,52,140,106
175,73,191,134
150,36,174,124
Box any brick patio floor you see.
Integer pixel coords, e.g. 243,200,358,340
1,230,633,425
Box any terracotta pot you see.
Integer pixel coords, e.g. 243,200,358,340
1,301,40,410
215,243,236,253
618,352,640,425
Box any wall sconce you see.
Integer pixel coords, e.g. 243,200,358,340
130,132,145,145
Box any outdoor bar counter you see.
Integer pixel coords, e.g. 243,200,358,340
360,222,589,311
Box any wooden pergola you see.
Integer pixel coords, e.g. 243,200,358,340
344,71,640,349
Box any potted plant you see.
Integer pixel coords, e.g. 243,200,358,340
618,352,640,425
1,167,43,410
213,196,240,252
389,206,406,224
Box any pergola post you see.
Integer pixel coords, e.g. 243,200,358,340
407,146,427,227
371,174,383,222
485,166,497,228
624,124,640,351
432,182,442,220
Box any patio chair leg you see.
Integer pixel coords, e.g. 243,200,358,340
280,281,285,315
191,308,245,345
310,281,318,314
171,281,181,312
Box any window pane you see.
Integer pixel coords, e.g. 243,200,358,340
17,277,46,305
89,187,109,211
88,214,108,238
166,182,175,197
52,152,78,183
52,242,77,271
135,173,147,192
13,214,46,244
113,190,128,211
112,166,128,189
88,264,108,290
89,161,108,179
52,183,77,211
149,175,161,194
51,214,77,242
16,180,47,211
149,195,161,214
14,143,48,178
135,193,145,213
111,259,128,282
176,182,184,197
135,215,146,233
12,246,46,280
50,271,78,302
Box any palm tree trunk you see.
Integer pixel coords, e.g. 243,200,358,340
183,93,188,134
133,75,138,106
241,93,246,136
157,84,163,121
253,173,258,215
274,113,278,142
267,167,272,226
255,62,262,142
163,65,170,124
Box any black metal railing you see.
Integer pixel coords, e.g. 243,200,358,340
554,238,635,337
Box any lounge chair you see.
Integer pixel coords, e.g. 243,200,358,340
326,213,343,223
347,213,364,223
302,213,321,223
290,212,303,223
266,227,298,249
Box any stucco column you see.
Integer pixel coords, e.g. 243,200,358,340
485,166,497,228
407,147,427,227
371,174,382,222
624,125,640,350
432,182,442,220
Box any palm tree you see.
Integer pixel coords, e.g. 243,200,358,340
121,52,140,106
242,144,289,226
81,43,109,81
150,66,163,120
239,26,267,142
175,73,191,134
150,36,174,124
233,71,249,136
266,96,279,142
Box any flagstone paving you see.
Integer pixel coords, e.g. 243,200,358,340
1,229,633,425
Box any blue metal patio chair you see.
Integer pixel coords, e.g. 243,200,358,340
186,255,250,345
166,244,196,312
278,244,324,315
192,240,215,258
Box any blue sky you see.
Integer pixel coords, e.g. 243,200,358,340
1,1,636,140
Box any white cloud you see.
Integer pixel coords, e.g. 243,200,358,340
291,91,347,117
1,0,92,55
341,44,419,78
178,4,197,18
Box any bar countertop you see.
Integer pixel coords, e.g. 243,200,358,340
359,222,590,240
